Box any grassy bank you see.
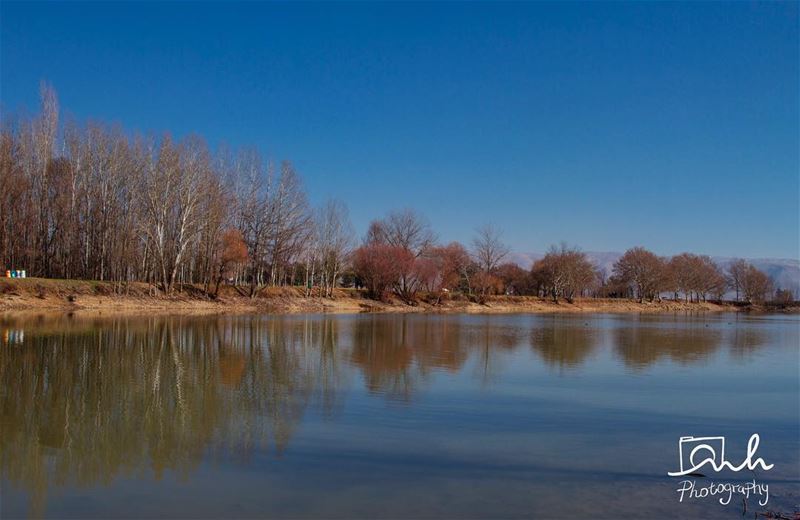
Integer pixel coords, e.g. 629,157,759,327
0,277,789,316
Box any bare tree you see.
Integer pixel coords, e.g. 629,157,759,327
301,221,320,297
0,125,23,273
315,199,354,297
237,151,271,294
17,82,60,276
472,224,510,274
727,258,749,302
198,169,232,291
367,209,435,256
266,161,312,286
139,135,208,294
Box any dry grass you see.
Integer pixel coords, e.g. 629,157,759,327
0,277,779,318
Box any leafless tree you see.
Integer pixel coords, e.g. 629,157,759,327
472,224,510,274
139,135,208,293
16,82,60,276
315,199,354,297
266,161,312,286
237,151,271,294
366,209,435,256
727,258,749,302
197,168,232,291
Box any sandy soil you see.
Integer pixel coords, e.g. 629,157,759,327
0,277,780,318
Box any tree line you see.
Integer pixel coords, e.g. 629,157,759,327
1,84,348,296
351,217,779,304
0,84,788,304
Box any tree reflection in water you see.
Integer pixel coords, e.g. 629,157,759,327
349,315,529,396
0,313,778,517
529,319,598,369
727,325,769,359
613,321,723,368
0,314,346,517
350,315,472,399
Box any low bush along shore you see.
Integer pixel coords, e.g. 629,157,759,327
0,277,791,316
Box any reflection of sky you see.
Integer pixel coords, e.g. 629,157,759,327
2,313,798,519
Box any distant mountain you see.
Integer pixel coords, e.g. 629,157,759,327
508,251,800,297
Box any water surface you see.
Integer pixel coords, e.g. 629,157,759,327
1,313,798,518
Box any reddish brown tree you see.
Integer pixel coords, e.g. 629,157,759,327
741,264,772,303
413,255,442,294
496,263,531,296
213,229,249,296
437,242,472,293
415,242,472,301
391,247,420,304
612,247,667,302
471,271,503,302
353,244,407,301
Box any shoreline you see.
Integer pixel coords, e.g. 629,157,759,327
0,277,793,317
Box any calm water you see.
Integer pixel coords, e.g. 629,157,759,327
1,313,798,519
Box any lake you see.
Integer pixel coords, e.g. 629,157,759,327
1,312,798,519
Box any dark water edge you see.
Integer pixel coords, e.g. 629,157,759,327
1,312,798,519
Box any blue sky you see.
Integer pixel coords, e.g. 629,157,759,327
1,1,797,259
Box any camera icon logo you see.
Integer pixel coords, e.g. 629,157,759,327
668,436,725,477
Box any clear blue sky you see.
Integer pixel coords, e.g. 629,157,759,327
2,1,797,259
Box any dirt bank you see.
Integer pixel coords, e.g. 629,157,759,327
0,277,787,317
